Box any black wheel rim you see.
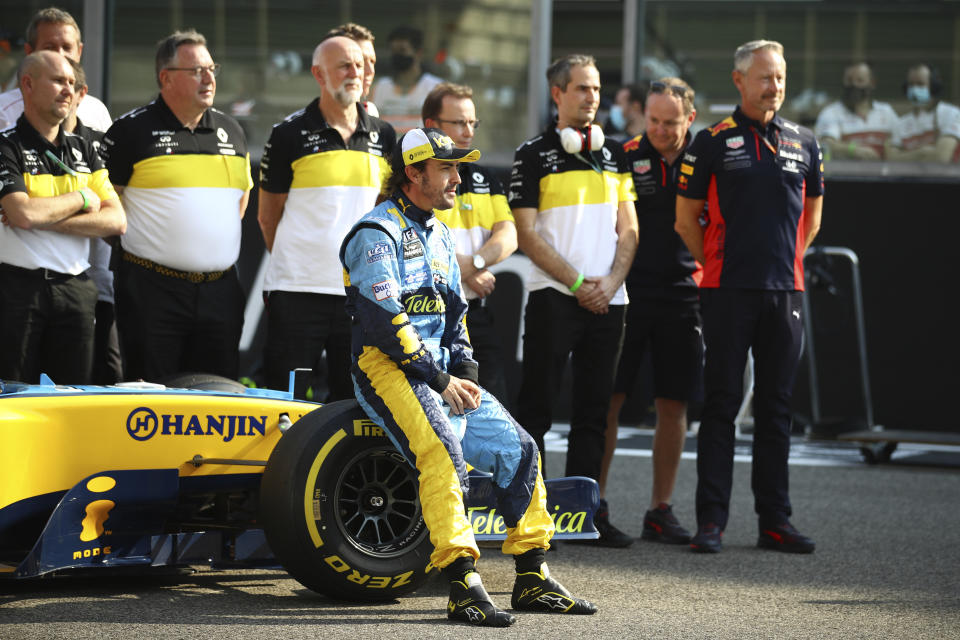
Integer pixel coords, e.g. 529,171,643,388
333,448,427,557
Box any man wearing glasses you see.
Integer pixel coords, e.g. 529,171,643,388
423,82,516,405
676,40,823,554
602,77,701,546
102,30,252,382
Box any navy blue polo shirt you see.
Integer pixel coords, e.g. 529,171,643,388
623,132,700,302
678,106,824,291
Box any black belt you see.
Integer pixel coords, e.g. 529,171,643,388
0,263,75,281
122,252,230,283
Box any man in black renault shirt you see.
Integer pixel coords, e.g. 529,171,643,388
675,40,823,554
102,30,252,382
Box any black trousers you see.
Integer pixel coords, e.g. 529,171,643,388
262,291,353,401
695,288,804,529
114,261,244,382
466,298,509,406
0,266,97,384
92,300,123,384
516,288,625,480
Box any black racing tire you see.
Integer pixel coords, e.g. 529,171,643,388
259,399,434,601
156,372,248,393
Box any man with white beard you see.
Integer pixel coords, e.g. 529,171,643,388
258,35,396,397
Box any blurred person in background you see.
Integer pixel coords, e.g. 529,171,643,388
886,63,960,162
605,83,646,142
814,61,896,160
424,82,516,405
370,26,441,134
0,7,111,132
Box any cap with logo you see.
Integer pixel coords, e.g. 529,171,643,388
400,127,481,166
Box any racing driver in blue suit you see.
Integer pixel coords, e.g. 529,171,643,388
339,127,596,627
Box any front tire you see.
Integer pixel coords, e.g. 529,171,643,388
259,400,434,601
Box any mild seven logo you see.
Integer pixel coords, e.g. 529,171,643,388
126,407,267,442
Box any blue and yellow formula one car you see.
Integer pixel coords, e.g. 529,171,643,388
0,374,599,601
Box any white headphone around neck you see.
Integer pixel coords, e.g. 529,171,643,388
559,124,605,154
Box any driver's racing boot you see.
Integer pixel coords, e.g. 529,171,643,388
445,558,515,627
511,562,598,615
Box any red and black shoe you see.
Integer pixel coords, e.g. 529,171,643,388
758,521,815,554
690,523,723,553
642,503,692,544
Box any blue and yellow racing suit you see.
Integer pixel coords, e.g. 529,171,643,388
339,192,554,569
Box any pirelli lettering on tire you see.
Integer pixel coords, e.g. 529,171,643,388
353,419,385,437
323,554,415,589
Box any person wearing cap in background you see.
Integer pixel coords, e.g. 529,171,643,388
339,127,597,627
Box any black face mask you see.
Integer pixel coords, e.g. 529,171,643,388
391,53,415,73
842,86,872,107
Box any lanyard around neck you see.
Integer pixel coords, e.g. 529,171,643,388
44,149,79,177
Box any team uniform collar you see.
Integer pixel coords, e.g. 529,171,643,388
733,105,783,136
306,98,373,134
391,191,435,227
635,130,692,164
155,94,216,131
15,113,68,152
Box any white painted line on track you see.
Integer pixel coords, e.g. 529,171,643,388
540,424,960,468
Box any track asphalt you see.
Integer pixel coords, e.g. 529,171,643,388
2,429,958,639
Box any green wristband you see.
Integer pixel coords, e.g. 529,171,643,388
847,141,857,155
78,189,89,212
569,272,585,293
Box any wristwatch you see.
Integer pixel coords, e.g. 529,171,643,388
472,254,486,270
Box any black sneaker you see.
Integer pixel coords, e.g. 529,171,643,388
642,503,692,544
511,563,598,615
757,521,816,554
593,498,634,548
447,571,516,627
690,523,723,553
